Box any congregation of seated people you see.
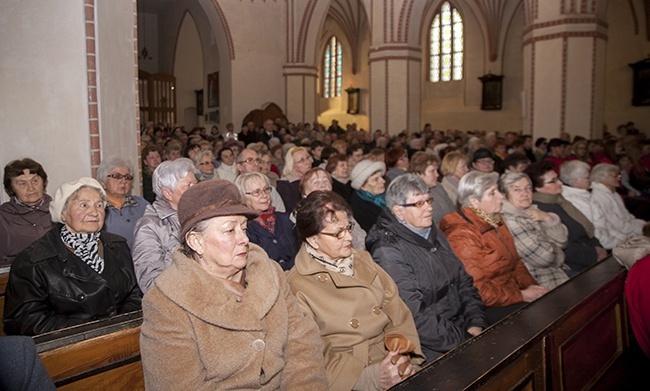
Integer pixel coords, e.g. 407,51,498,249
2,117,650,388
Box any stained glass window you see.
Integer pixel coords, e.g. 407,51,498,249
324,36,342,98
429,2,463,82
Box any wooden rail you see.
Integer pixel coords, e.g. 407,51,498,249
391,257,628,390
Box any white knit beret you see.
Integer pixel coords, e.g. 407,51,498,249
350,160,386,190
50,177,106,223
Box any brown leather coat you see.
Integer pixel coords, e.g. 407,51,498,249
439,208,537,307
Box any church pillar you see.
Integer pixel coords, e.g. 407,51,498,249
283,65,318,124
522,0,607,139
368,45,422,134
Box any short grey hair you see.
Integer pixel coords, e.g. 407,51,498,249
96,156,132,182
499,172,531,199
234,172,270,201
236,148,258,164
386,173,429,209
458,171,499,207
193,150,215,166
590,163,619,183
152,158,195,199
560,160,591,186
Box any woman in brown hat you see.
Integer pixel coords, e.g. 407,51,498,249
140,179,328,390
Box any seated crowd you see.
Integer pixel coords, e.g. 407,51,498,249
1,117,650,388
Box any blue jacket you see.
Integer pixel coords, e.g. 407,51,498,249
246,212,296,270
103,195,149,249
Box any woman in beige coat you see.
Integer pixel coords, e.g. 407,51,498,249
287,191,425,390
140,179,328,390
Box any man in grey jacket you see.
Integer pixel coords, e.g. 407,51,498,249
131,158,197,293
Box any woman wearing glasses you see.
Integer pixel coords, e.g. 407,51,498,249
234,172,296,270
288,190,424,390
440,171,548,323
96,157,148,249
525,161,607,274
589,163,646,249
366,174,488,363
193,150,218,182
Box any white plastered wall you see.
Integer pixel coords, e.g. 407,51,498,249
0,0,91,204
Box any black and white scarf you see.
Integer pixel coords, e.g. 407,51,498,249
60,226,104,274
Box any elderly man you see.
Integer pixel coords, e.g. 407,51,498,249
366,174,488,363
131,158,197,293
235,148,286,213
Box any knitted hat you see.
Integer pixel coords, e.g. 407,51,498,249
472,148,495,163
350,160,386,190
50,177,106,223
177,179,258,240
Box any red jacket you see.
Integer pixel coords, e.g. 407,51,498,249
439,208,538,307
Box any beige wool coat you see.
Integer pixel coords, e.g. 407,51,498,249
287,245,425,390
140,245,328,390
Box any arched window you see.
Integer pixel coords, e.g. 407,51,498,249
324,36,342,98
429,2,463,82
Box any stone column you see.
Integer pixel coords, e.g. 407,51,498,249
283,65,318,124
522,0,607,139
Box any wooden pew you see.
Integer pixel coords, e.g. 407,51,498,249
391,257,629,390
35,311,143,390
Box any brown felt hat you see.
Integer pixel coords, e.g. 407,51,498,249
177,179,258,241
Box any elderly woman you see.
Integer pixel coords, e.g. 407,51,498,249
193,150,218,182
499,172,570,289
96,157,148,249
325,154,353,201
132,158,197,293
525,161,607,273
141,145,162,203
298,168,367,250
140,180,328,389
440,151,470,205
0,158,54,266
384,147,410,186
277,146,314,213
349,159,387,232
409,151,456,225
367,174,488,363
559,160,595,222
589,163,646,249
288,191,425,390
440,171,548,323
259,150,279,187
234,172,296,270
3,178,142,336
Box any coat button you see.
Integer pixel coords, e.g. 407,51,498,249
317,274,329,283
252,339,266,351
349,319,359,328
372,306,382,315
77,294,85,300
272,239,277,244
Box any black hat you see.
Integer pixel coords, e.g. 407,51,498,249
472,148,495,163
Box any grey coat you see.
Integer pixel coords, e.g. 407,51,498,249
131,199,180,293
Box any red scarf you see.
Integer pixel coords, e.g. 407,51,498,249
255,205,277,235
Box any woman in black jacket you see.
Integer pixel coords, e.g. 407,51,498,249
366,174,488,363
3,178,142,336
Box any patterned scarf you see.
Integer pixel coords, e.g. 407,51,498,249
305,243,355,277
60,225,104,274
254,205,277,235
468,206,501,229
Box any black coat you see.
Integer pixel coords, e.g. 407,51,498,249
3,226,142,336
366,209,488,362
349,191,382,232
246,212,296,270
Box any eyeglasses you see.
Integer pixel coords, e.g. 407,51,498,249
259,159,271,166
241,158,261,165
107,173,134,181
544,177,561,184
295,156,313,165
198,161,213,166
320,222,355,239
245,186,272,197
400,197,434,208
